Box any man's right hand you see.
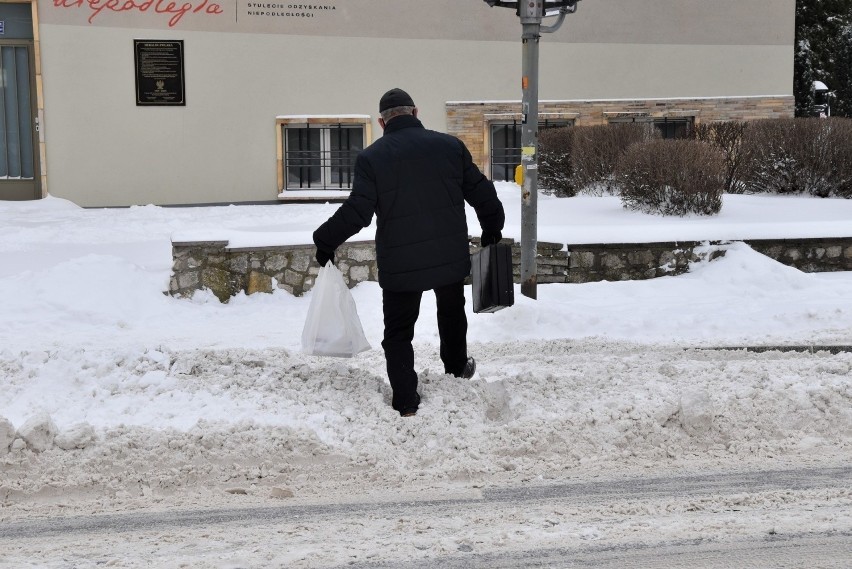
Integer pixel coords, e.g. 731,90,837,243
315,248,335,267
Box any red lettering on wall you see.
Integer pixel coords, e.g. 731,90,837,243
54,0,223,27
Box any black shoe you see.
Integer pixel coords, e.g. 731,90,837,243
398,393,421,417
459,357,476,379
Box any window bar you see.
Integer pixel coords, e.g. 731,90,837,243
301,125,309,189
510,120,520,182
329,126,336,189
289,128,298,189
343,127,351,189
337,125,343,189
499,123,512,182
498,124,507,182
303,125,311,189
310,138,315,180
334,125,343,189
15,46,33,179
9,47,20,178
320,126,329,190
0,47,8,178
12,45,21,178
298,128,305,189
346,127,354,188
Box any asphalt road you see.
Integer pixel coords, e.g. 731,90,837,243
2,466,849,568
335,533,852,569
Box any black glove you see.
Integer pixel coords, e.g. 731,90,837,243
315,248,335,267
480,229,502,246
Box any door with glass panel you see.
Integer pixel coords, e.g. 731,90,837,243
0,3,40,200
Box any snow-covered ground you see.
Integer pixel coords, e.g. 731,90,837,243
1,185,851,567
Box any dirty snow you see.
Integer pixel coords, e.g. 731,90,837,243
0,186,851,567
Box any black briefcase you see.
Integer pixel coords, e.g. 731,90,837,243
472,243,514,313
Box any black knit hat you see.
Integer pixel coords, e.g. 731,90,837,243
379,88,415,112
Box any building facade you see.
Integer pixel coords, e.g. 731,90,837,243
0,0,794,206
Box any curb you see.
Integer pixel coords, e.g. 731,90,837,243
700,345,852,355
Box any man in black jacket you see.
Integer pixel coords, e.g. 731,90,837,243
313,88,505,417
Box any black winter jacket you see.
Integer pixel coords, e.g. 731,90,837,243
313,114,505,292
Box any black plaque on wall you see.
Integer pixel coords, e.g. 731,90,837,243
134,40,185,106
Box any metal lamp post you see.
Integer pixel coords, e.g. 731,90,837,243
482,0,580,299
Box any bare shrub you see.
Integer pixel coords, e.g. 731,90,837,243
835,120,852,198
616,140,725,216
539,126,575,197
740,118,852,197
572,123,658,195
692,121,749,193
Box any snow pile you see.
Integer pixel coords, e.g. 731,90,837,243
1,189,851,505
1,341,850,504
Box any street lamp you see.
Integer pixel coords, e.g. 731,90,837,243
482,0,580,300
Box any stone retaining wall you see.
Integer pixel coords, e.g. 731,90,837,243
169,237,852,302
747,239,852,273
169,241,378,302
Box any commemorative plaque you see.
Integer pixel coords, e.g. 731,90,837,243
134,40,185,106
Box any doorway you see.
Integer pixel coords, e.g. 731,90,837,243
0,3,39,201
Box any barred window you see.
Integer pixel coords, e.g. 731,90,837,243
277,117,371,192
490,119,572,182
609,116,693,139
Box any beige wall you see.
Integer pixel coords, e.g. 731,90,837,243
39,0,794,45
36,0,795,206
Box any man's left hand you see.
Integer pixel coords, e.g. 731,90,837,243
315,248,335,267
481,230,502,246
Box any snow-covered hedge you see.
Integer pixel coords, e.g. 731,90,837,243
693,120,749,194
571,123,658,196
539,123,657,197
616,140,725,216
739,118,852,198
538,118,852,207
537,126,575,197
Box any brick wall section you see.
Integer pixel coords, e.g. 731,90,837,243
169,236,852,302
446,96,795,173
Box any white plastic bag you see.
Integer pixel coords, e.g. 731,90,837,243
301,263,371,357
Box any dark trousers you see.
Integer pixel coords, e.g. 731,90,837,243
381,279,468,411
